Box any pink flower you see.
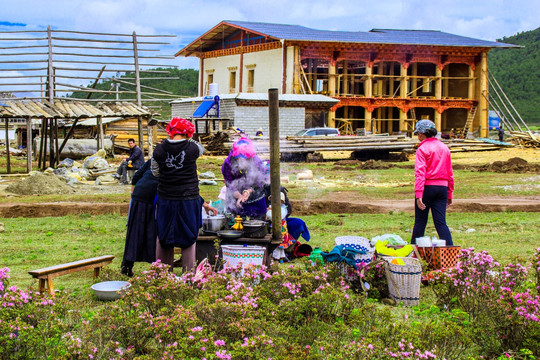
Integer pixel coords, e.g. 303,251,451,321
214,339,226,347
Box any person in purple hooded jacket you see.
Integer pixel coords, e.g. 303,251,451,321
221,137,268,220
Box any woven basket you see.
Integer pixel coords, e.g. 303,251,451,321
416,246,461,270
384,257,422,306
334,236,375,265
221,245,266,270
338,262,359,281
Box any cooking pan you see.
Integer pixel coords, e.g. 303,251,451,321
242,220,268,238
202,229,244,240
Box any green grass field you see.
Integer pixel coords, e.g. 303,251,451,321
2,211,539,294
1,146,540,295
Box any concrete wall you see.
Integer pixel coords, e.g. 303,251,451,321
203,48,284,95
241,48,283,92
203,54,241,95
234,106,305,137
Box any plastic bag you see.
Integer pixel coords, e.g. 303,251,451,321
371,234,407,246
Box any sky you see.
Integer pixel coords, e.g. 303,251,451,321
1,0,538,71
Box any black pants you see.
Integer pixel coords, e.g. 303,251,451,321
411,185,453,245
116,161,132,184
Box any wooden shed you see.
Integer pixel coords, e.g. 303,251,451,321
65,117,168,151
0,99,156,172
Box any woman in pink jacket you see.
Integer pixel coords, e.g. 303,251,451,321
411,120,454,245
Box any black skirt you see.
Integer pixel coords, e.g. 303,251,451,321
156,197,203,249
123,199,157,263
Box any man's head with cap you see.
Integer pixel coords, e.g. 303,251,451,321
414,120,436,135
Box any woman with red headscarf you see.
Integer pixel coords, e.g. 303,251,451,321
151,117,214,272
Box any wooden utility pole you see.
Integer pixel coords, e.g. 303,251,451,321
97,116,104,150
4,118,10,174
48,118,54,168
47,25,55,169
268,88,282,241
38,118,45,169
26,118,32,172
133,32,144,151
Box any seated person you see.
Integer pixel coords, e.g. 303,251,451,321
115,138,145,184
221,137,267,220
263,184,292,218
266,190,311,261
263,179,309,243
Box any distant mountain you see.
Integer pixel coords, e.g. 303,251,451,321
489,27,540,123
69,68,198,120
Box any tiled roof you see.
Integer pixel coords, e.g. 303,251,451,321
225,20,516,48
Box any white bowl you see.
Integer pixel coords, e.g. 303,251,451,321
91,281,131,301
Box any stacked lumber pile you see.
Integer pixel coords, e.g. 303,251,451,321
253,134,416,154
250,135,514,156
446,139,514,152
507,131,540,148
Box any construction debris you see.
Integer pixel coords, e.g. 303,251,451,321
201,132,230,155
507,131,540,148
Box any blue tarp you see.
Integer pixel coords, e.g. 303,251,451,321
476,138,513,146
488,110,501,130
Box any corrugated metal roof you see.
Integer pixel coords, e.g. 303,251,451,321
225,20,516,48
171,93,339,104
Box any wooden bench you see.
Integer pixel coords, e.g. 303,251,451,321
28,255,115,296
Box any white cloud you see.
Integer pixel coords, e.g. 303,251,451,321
1,0,538,75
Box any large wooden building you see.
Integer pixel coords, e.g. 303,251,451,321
176,21,517,137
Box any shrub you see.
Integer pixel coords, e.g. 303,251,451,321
429,248,540,356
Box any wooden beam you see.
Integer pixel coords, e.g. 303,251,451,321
26,118,32,172
48,118,54,168
4,118,10,174
38,117,45,169
97,116,104,150
268,88,281,242
282,43,287,94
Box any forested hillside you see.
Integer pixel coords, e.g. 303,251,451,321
69,68,198,119
489,27,540,123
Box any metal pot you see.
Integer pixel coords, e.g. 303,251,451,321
203,215,227,232
242,220,268,238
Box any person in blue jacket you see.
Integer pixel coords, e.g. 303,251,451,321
115,138,145,185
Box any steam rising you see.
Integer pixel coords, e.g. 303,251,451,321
223,156,269,213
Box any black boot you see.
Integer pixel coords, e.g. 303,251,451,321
121,261,134,277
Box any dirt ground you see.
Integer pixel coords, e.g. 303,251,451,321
1,148,539,218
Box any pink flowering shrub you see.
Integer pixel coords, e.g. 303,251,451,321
534,248,540,294
0,267,74,359
3,251,540,359
351,260,389,300
429,248,540,355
